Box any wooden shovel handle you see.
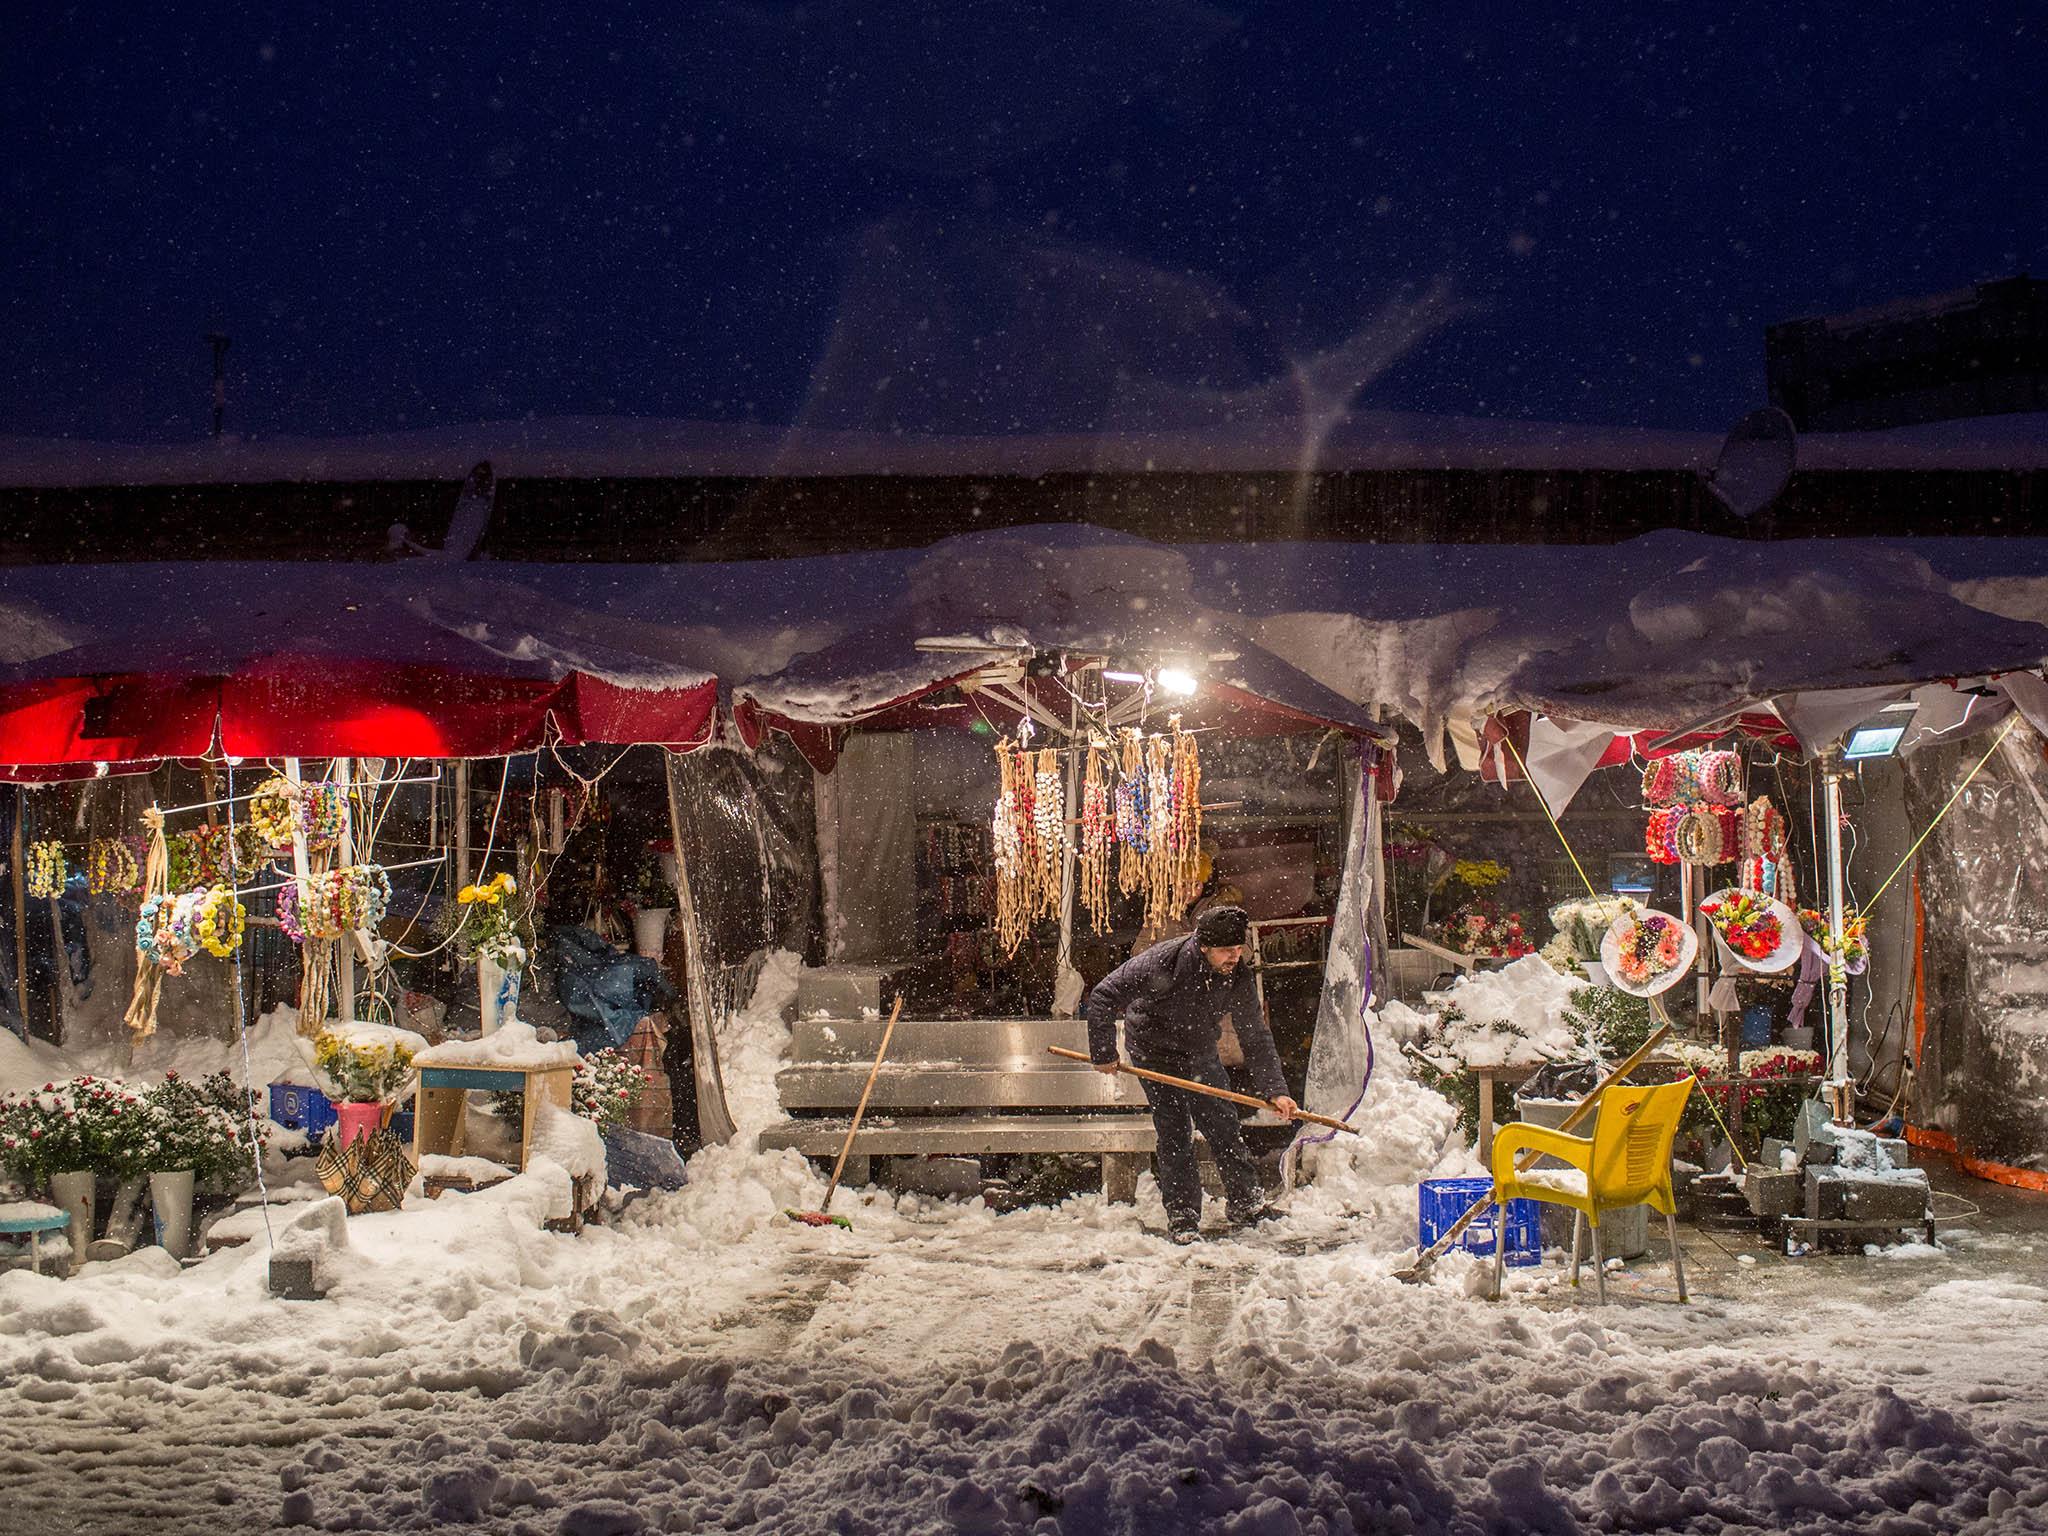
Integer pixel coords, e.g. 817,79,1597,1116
1047,1046,1359,1134
821,995,902,1213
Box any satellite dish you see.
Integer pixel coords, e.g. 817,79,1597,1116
1707,407,1796,520
388,461,496,560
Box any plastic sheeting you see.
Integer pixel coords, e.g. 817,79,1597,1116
1296,746,1383,1129
1907,728,2048,1168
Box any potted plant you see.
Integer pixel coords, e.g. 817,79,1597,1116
142,1072,252,1259
453,870,530,1032
312,1030,417,1146
626,849,673,961
70,1076,157,1259
0,1082,92,1268
573,1047,652,1130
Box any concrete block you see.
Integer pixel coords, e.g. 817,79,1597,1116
1760,1138,1794,1173
1806,1167,1930,1223
1793,1101,1844,1165
268,1256,326,1300
1744,1168,1803,1219
889,1154,981,1198
1845,1170,1931,1224
1875,1138,1911,1171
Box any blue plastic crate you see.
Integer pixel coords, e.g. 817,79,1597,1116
268,1082,337,1139
388,1109,415,1144
1418,1176,1541,1268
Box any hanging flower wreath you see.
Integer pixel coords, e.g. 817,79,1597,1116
276,877,306,945
26,840,69,899
248,775,300,848
299,784,347,852
88,837,142,897
193,886,248,958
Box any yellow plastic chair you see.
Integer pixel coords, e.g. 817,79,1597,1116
1488,1078,1696,1304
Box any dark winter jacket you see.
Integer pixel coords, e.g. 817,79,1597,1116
1084,935,1288,1100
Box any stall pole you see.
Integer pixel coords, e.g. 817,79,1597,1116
11,789,27,1034
1052,694,1082,1016
284,758,318,1027
335,758,357,1021
664,755,739,1147
1822,757,1853,1122
454,759,472,890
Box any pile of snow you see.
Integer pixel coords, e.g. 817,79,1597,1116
414,1020,578,1069
0,1025,80,1097
529,1101,607,1188
714,950,803,1144
1412,955,1581,1069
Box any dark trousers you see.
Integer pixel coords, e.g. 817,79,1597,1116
1133,1049,1263,1229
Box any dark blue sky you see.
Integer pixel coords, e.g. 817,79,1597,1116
4,3,2042,442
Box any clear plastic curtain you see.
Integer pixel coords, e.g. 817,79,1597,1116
1298,745,1381,1126
1906,727,2048,1167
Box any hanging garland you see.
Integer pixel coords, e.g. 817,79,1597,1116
1032,748,1065,907
1078,744,1113,935
992,740,1031,954
26,840,69,899
1115,728,1148,894
1168,720,1203,919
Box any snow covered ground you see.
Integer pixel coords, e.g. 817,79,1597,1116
3,1134,2047,1535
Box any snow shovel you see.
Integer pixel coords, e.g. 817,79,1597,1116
785,995,903,1230
1045,1047,1359,1133
1392,1021,1675,1285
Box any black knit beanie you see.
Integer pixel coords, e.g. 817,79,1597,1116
1194,905,1250,947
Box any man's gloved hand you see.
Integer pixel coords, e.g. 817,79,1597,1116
1272,1096,1300,1118
1094,1061,1121,1074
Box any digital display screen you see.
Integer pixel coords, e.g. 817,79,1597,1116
1843,722,1908,760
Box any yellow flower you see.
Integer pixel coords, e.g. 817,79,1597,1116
457,885,482,904
490,873,516,897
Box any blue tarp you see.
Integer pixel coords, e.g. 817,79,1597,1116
550,925,675,1052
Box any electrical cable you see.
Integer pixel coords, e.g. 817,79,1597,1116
220,759,275,1255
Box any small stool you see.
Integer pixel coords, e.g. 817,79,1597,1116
0,1205,74,1276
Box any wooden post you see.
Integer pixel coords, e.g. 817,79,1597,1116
453,759,472,890
11,787,27,1036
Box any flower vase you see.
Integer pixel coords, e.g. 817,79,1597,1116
90,1177,147,1260
1781,1025,1815,1052
149,1170,196,1260
633,907,672,961
479,954,521,1033
336,1101,385,1148
47,1169,94,1275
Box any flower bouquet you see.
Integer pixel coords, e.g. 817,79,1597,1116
1437,897,1535,959
312,1030,417,1106
454,870,529,971
1699,888,1802,973
1600,903,1696,997
1798,908,1870,974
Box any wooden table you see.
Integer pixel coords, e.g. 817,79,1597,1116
0,1207,72,1276
413,1061,574,1172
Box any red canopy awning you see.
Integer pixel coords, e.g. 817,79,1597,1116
0,659,717,779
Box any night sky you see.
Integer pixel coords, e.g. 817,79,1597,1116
4,3,2042,443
